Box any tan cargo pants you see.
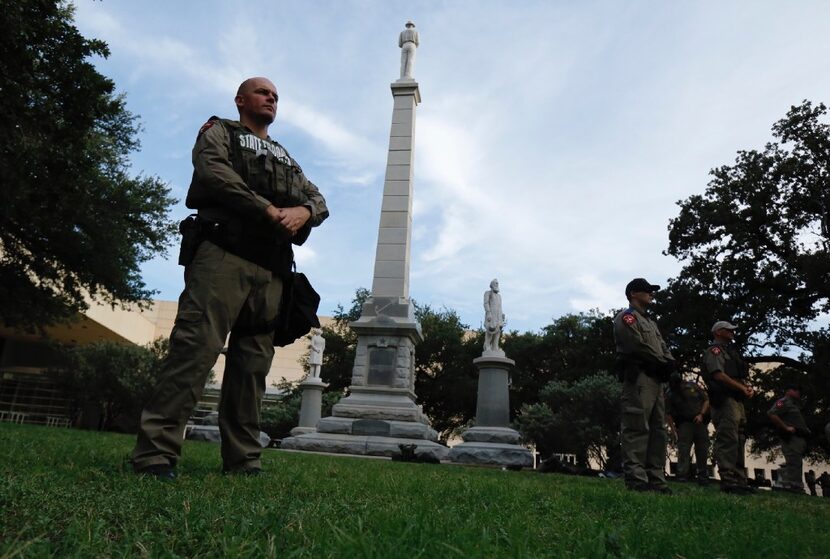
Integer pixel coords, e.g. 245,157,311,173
676,420,710,481
621,372,668,488
781,435,806,490
132,241,282,472
711,397,748,486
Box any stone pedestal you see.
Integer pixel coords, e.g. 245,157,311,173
281,301,449,461
449,355,533,468
280,70,448,462
290,377,328,436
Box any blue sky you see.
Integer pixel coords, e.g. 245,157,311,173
73,1,830,333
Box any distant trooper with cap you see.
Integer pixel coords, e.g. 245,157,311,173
666,373,711,485
768,383,811,493
614,278,676,493
702,321,754,494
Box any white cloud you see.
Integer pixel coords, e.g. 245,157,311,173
569,275,624,313
294,245,317,266
71,0,830,332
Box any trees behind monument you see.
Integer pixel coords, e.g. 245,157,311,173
313,102,830,462
313,297,616,450
0,1,176,330
655,100,830,460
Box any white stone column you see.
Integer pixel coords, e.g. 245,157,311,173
290,377,328,436
371,80,420,300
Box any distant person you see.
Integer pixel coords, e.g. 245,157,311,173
666,373,711,485
613,278,675,494
805,469,818,496
131,77,329,479
818,471,830,498
768,383,811,493
701,321,754,494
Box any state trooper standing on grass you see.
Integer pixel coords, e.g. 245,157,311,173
613,278,676,494
131,77,329,479
768,383,811,494
701,321,755,494
665,373,711,485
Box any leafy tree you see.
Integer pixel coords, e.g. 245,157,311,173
515,373,621,469
0,0,177,330
413,305,480,440
658,100,830,459
314,292,622,443
317,288,370,393
49,338,169,432
505,311,616,416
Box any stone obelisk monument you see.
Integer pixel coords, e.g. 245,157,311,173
282,22,448,461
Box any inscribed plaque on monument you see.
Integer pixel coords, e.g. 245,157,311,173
367,347,396,386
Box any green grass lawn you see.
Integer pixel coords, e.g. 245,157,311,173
1,424,828,558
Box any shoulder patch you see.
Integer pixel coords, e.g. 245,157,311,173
710,347,721,355
622,314,636,326
775,399,785,408
198,121,216,136
197,116,221,137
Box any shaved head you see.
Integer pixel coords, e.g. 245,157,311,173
237,77,275,96
234,77,278,129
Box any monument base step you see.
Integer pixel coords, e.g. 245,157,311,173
331,388,429,423
289,426,316,436
280,432,449,461
448,441,533,469
461,426,521,444
317,416,439,441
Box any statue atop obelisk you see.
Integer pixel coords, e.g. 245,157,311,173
281,22,448,460
399,21,419,80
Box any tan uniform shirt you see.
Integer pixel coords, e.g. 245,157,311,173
186,118,329,228
768,395,809,433
702,344,730,377
701,343,749,403
667,381,709,422
613,308,673,363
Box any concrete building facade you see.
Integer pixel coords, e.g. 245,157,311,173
0,297,327,426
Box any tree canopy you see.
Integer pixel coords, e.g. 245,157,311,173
656,100,830,459
0,0,177,329
515,373,621,469
49,338,169,432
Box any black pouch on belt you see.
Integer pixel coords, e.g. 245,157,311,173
177,214,204,266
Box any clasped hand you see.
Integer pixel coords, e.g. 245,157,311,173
266,205,311,235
